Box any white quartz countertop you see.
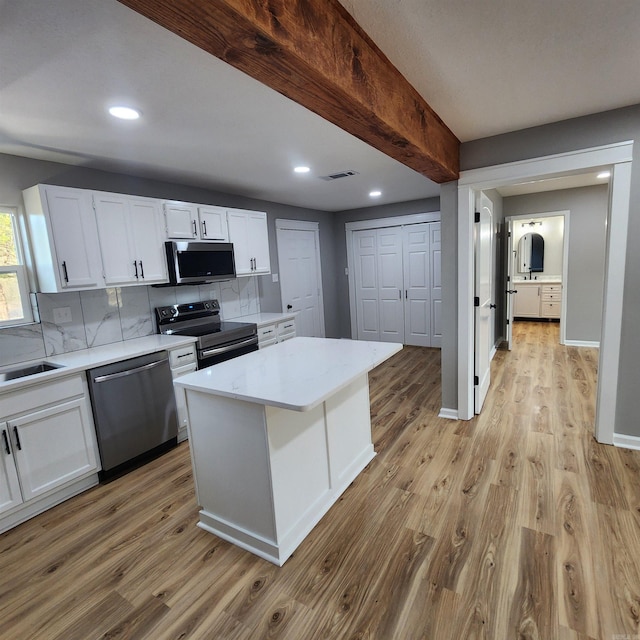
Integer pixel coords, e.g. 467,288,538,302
174,337,402,412
228,311,296,327
0,334,197,394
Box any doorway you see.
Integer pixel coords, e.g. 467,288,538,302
457,141,633,445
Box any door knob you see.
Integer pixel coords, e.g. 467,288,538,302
287,304,293,310
489,303,497,309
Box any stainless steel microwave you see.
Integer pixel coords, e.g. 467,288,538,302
165,241,236,284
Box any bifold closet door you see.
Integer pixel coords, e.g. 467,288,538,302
430,223,442,348
353,228,403,343
403,224,431,347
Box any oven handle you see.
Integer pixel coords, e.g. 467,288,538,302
200,336,258,359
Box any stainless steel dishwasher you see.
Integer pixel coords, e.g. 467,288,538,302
87,351,178,480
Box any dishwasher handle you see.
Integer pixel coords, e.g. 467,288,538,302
92,357,169,383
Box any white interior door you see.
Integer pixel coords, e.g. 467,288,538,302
353,229,379,340
376,228,404,343
403,224,430,346
276,222,325,337
474,192,493,413
430,223,442,348
505,219,515,350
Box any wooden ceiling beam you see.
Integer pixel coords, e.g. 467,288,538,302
117,0,460,182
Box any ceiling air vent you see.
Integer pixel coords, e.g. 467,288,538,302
319,170,360,181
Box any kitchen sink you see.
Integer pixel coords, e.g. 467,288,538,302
0,362,62,382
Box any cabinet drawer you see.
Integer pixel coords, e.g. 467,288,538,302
276,319,296,339
169,345,197,368
541,302,561,318
0,373,85,419
258,324,277,342
541,292,562,301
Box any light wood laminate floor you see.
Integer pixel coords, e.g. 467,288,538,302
2,322,639,639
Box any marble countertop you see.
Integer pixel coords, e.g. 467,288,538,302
175,337,402,412
228,311,296,327
0,334,197,394
513,277,562,284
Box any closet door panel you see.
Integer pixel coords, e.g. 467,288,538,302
430,222,442,347
353,230,379,340
377,229,404,343
403,224,431,347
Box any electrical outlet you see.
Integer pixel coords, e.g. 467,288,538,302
53,306,73,324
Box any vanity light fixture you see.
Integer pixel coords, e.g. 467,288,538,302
108,106,141,120
597,171,611,179
369,190,382,197
294,166,310,174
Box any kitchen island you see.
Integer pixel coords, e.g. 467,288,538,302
174,337,402,565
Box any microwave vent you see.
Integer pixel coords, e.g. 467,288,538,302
319,170,359,181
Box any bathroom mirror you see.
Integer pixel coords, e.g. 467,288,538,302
518,232,544,273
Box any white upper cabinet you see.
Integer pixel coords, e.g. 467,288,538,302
23,185,105,292
198,206,229,241
94,193,167,286
164,201,199,239
164,202,229,242
227,209,270,276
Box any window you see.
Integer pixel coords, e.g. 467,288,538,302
0,209,33,326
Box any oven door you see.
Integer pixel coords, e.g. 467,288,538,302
198,335,259,368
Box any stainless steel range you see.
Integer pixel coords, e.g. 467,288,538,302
155,299,258,368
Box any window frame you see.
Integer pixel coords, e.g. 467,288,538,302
0,207,34,327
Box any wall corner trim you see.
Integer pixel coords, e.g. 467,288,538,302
613,433,640,451
438,408,459,420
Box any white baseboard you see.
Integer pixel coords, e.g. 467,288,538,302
613,433,640,451
564,340,600,348
438,407,459,420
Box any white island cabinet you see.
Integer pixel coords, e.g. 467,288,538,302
174,337,401,565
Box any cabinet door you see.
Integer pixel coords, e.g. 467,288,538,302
10,399,98,502
44,186,104,289
164,203,198,239
227,210,252,275
247,212,270,274
514,284,540,317
0,423,23,516
129,198,168,283
94,193,137,285
199,206,229,241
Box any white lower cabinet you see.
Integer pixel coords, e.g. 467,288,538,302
0,373,100,532
168,344,198,442
258,317,296,349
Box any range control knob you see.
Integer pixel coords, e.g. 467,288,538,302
204,302,210,309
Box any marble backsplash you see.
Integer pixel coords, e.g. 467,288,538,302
0,278,260,368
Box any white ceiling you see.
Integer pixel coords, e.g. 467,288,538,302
1,0,638,211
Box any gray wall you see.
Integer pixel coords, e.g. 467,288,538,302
444,103,640,437
503,185,608,343
333,197,441,338
0,153,341,335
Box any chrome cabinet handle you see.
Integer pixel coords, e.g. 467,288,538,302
202,220,207,237
62,261,69,283
192,220,197,236
139,260,144,279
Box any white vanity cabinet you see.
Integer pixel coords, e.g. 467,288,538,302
167,343,198,442
164,201,229,242
226,209,270,276
23,185,105,292
93,193,168,285
0,372,100,532
514,282,562,319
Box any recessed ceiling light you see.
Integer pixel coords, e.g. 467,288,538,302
369,190,382,197
108,106,141,120
294,166,310,174
597,171,611,179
